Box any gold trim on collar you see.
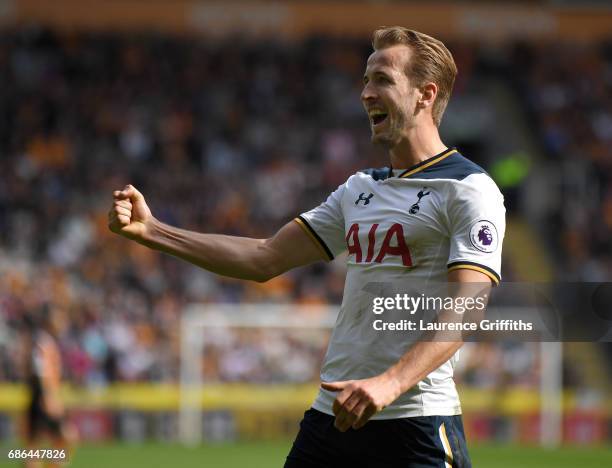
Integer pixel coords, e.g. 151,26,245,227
399,148,457,178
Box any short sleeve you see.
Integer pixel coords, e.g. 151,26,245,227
295,184,347,261
447,175,505,285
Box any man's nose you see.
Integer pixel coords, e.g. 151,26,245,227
361,83,377,102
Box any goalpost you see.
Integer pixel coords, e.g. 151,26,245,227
178,304,338,445
540,341,563,447
179,304,562,447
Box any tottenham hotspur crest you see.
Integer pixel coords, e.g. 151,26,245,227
409,187,431,214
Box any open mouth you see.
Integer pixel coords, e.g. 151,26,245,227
370,112,388,126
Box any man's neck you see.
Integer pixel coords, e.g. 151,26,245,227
388,125,447,169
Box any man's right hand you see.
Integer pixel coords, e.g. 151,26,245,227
106,184,326,281
108,184,153,241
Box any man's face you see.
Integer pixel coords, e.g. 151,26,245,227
361,45,419,148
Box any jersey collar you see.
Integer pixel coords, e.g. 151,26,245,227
393,148,457,179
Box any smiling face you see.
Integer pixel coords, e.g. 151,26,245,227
361,45,420,148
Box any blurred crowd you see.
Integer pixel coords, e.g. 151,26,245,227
512,41,612,280
0,28,609,387
0,28,359,384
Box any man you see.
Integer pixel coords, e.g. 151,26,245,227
24,307,76,468
109,27,504,467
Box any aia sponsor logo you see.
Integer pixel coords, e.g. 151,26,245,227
345,223,412,267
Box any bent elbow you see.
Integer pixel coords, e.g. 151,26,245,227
251,241,284,283
252,264,280,283
253,274,271,284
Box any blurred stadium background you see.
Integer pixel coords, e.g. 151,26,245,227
0,0,611,466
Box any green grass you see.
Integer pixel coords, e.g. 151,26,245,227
2,442,611,467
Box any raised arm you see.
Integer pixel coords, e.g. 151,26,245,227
108,185,327,282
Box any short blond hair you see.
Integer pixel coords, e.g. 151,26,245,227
372,26,457,127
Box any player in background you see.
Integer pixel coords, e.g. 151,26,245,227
23,307,77,468
109,27,505,467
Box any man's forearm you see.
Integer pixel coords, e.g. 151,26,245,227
109,186,325,281
386,276,488,396
139,218,277,282
320,339,464,431
385,340,463,396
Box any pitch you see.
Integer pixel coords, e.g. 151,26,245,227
3,441,606,467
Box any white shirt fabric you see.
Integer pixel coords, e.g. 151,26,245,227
296,148,505,418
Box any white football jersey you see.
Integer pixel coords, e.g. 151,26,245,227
296,148,505,418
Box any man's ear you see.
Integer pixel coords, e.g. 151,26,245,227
417,82,438,109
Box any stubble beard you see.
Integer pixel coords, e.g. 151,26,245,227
370,109,407,150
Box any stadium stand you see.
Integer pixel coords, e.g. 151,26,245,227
0,27,609,443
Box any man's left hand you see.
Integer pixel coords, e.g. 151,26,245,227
320,374,402,432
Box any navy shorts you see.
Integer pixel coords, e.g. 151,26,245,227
27,399,63,440
285,408,471,468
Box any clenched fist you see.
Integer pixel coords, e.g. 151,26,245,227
108,185,153,241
